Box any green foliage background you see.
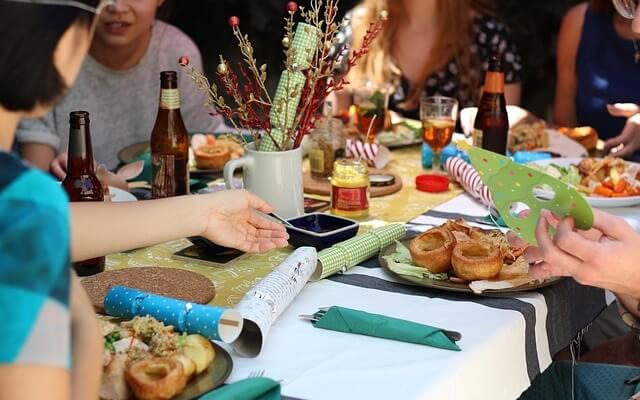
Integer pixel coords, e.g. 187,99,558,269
170,0,583,119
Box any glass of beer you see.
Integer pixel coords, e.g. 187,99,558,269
353,83,391,142
420,96,458,171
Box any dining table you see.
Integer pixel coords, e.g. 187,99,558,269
105,145,625,400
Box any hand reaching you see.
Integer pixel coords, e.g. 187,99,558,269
50,152,68,180
604,103,640,158
201,189,289,253
518,209,640,297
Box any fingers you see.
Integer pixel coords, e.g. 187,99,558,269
534,213,584,275
50,154,68,180
607,103,640,118
551,216,597,261
591,209,633,240
247,210,288,234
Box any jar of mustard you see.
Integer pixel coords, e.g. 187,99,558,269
331,159,369,219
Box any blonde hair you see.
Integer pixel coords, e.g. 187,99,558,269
348,0,495,107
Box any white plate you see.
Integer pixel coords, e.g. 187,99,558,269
109,186,137,202
529,157,640,208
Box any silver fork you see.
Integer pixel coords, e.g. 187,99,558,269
248,370,264,378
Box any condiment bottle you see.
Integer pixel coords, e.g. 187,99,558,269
151,71,189,198
331,159,369,218
62,111,105,276
309,116,345,179
473,54,509,155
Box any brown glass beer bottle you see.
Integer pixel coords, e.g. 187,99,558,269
473,54,509,155
151,71,189,198
62,111,105,276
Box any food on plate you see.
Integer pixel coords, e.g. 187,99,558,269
191,133,245,169
576,157,640,197
100,316,216,400
451,240,502,280
126,357,187,400
194,144,230,170
407,219,526,282
409,227,456,273
529,163,582,188
557,126,598,150
508,121,549,153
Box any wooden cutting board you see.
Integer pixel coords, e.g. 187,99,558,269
304,168,403,197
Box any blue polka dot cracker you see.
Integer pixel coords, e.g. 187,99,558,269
457,142,594,244
104,286,243,343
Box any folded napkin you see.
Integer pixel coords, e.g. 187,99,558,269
199,377,281,400
311,224,406,280
312,306,460,351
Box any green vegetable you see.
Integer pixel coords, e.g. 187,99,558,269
104,331,121,352
384,241,449,281
177,332,187,348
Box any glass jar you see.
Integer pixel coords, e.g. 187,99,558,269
331,159,369,219
309,117,345,179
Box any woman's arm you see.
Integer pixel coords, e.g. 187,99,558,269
0,365,70,400
505,83,522,106
553,3,587,127
70,275,102,400
69,189,288,261
19,142,56,172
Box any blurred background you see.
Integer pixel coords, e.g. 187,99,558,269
168,0,582,119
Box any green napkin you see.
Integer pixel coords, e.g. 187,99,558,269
313,224,406,280
313,306,461,351
199,377,281,400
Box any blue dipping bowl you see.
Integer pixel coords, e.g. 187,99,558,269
286,213,359,250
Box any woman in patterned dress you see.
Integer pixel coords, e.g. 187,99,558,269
333,0,523,119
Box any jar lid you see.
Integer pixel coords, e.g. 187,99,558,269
370,174,395,187
415,174,449,193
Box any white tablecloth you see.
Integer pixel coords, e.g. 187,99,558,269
222,194,637,400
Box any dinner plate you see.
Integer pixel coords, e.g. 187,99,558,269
529,157,640,208
109,186,137,202
173,342,233,400
379,239,561,295
544,129,588,158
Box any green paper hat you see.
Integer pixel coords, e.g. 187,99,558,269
458,142,594,244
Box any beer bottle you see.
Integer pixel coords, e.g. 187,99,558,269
151,71,189,198
473,54,509,155
62,111,105,276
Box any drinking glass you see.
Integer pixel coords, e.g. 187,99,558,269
353,83,391,142
420,96,458,171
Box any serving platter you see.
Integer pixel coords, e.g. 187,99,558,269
379,238,561,295
174,342,233,400
530,157,640,208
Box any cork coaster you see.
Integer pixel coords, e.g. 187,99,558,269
82,267,215,312
303,168,403,197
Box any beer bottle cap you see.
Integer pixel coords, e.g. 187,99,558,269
415,174,449,193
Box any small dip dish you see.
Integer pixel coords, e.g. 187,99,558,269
286,213,359,250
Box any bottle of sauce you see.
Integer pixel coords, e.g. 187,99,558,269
473,54,509,155
62,111,105,276
309,102,345,179
151,71,189,198
331,159,369,219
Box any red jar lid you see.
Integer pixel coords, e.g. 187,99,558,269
415,174,450,193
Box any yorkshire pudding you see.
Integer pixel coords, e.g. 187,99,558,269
125,357,187,400
194,144,231,170
409,227,456,273
451,240,502,281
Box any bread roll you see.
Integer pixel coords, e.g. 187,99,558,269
409,228,456,273
451,240,502,281
126,357,187,400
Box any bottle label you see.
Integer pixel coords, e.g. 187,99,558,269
331,185,369,211
483,71,505,94
473,128,483,147
160,89,181,110
309,149,325,174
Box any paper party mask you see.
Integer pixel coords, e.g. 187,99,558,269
457,142,593,244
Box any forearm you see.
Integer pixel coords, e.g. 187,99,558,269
504,83,521,106
71,275,102,400
19,142,56,172
70,195,208,261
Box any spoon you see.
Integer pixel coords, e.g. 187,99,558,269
269,212,294,227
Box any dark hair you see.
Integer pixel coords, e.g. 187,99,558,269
590,0,613,14
0,1,97,112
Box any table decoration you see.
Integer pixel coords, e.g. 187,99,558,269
199,377,281,400
345,138,390,168
458,141,594,244
444,156,494,208
233,247,317,357
301,306,460,351
312,223,406,280
104,286,243,343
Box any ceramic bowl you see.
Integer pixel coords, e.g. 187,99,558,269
286,213,359,250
